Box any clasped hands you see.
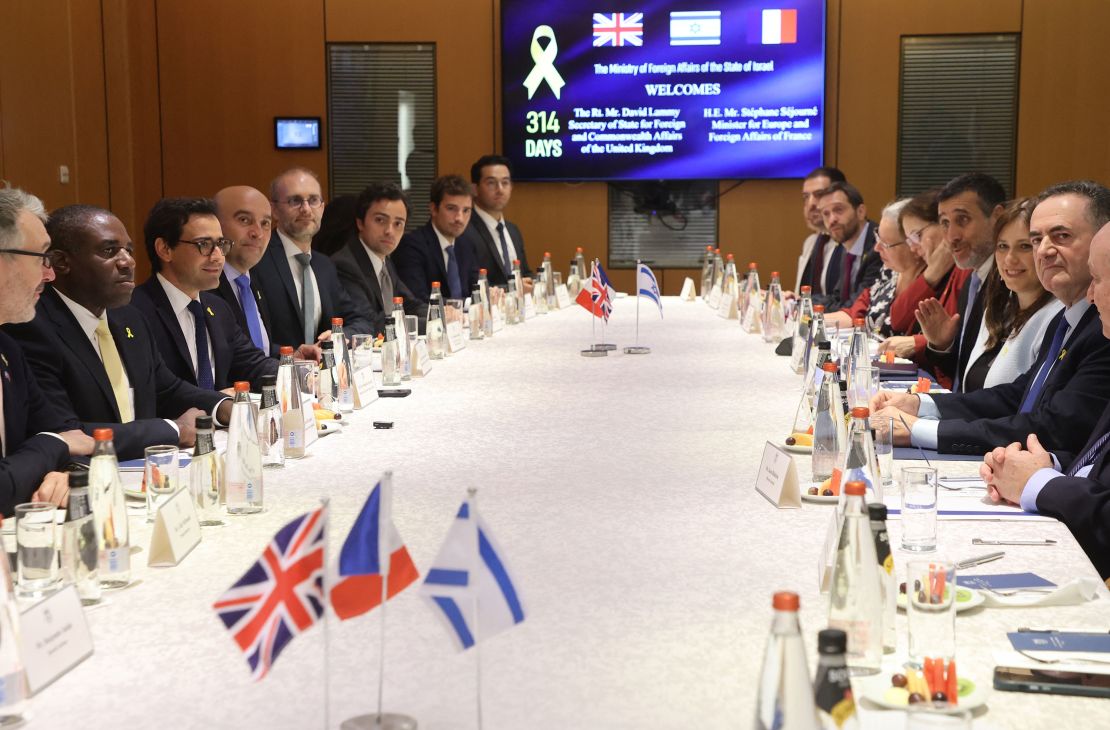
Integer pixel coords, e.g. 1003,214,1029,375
868,390,920,446
980,434,1053,506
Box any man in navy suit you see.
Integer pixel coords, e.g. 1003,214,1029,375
459,155,533,292
4,205,230,460
812,181,882,310
131,197,277,391
333,182,426,336
874,180,1110,461
0,186,92,513
393,174,479,304
983,218,1110,578
251,168,371,354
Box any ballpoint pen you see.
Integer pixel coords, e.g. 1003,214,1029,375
972,538,1056,546
956,551,1005,569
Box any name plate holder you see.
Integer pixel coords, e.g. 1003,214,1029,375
716,291,737,319
708,284,722,309
754,441,801,508
352,364,378,408
148,487,202,567
446,321,466,352
411,339,432,377
680,277,696,301
555,284,572,309
523,295,538,320
19,585,94,695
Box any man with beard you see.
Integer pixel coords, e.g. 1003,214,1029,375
793,166,845,295
460,155,533,292
393,174,480,304
813,181,882,310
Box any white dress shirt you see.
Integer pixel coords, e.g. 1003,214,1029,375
431,223,456,273
359,238,386,282
278,230,323,330
156,273,215,385
223,262,270,347
473,206,519,269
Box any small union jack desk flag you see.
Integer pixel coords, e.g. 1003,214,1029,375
213,506,327,681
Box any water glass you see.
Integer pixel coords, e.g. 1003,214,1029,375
849,366,878,408
901,466,938,552
350,334,375,371
15,502,60,598
906,559,957,662
144,445,180,522
873,416,894,487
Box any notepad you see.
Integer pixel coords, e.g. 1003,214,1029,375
958,572,1057,590
1009,631,1110,654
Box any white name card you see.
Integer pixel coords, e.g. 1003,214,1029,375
555,284,572,309
352,364,377,409
680,277,696,301
754,441,801,508
446,320,466,352
716,291,736,319
411,339,432,377
708,284,722,309
817,510,844,593
148,487,202,567
523,295,537,320
491,304,505,332
20,585,94,695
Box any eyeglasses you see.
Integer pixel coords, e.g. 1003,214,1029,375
877,238,908,250
0,248,54,269
178,237,234,257
906,225,937,247
277,195,324,209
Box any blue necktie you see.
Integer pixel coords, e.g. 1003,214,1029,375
1019,316,1070,413
952,272,981,393
1068,428,1110,477
234,273,267,352
445,244,463,300
496,221,512,278
187,300,215,390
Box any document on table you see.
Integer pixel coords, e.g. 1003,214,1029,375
893,447,981,462
884,492,1058,521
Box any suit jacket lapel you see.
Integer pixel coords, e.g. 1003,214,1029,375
310,254,332,322
267,234,304,331
218,273,249,332
42,289,117,414
424,224,449,285
349,238,384,308
146,280,194,375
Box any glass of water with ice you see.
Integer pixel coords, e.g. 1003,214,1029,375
901,466,938,552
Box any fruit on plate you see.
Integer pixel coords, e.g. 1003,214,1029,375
884,659,967,706
786,432,813,447
313,406,341,422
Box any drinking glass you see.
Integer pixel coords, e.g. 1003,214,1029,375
849,366,877,408
901,466,938,551
15,502,60,598
144,445,180,522
906,559,957,662
873,416,894,487
350,334,375,372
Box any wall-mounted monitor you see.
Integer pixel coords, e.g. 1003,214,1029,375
501,1,826,180
274,117,321,150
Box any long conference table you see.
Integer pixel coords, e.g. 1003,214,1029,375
35,295,1110,729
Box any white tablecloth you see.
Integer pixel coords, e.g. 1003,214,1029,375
32,297,1110,729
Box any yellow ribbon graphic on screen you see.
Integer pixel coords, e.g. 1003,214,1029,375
522,25,565,100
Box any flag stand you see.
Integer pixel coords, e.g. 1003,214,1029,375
580,279,607,356
596,314,617,351
470,487,485,730
341,475,417,730
624,260,651,355
323,498,332,730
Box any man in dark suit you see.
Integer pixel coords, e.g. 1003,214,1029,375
3,205,230,461
982,219,1110,578
251,168,371,354
813,181,882,310
918,173,1007,392
458,154,533,292
0,186,93,513
333,182,426,336
874,180,1110,460
131,197,277,391
793,166,845,296
393,174,479,303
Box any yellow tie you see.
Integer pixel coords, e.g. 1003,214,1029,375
95,318,133,423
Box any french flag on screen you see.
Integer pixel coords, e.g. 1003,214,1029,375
748,8,798,45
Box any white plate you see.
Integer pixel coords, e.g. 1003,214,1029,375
856,664,986,713
897,586,985,613
121,472,146,501
783,442,812,454
801,493,838,504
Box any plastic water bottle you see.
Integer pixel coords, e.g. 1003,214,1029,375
754,591,820,730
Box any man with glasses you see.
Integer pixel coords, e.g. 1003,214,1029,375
252,168,370,354
131,197,277,391
4,204,230,460
0,185,94,513
916,173,1008,392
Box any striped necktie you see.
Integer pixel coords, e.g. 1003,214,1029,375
1068,429,1110,477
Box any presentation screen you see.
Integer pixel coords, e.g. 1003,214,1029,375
501,1,826,181
274,117,321,150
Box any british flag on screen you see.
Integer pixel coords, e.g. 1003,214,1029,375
593,12,644,47
213,506,327,681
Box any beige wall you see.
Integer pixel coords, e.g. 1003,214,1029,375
2,0,1108,290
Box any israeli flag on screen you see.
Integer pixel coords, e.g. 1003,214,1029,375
670,10,721,46
420,498,525,651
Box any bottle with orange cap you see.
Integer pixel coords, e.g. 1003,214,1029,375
276,345,306,459
427,282,448,358
837,406,883,502
742,262,763,333
89,427,130,587
761,271,787,343
842,317,869,391
541,251,556,308
226,381,264,514
791,285,815,373
511,258,527,316
330,317,355,412
477,269,494,337
390,296,412,376
571,247,588,296
699,244,714,300
828,480,883,675
711,247,724,291
754,590,821,730
813,361,846,482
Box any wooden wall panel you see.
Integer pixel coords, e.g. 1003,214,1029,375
155,0,328,199
1016,0,1110,194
